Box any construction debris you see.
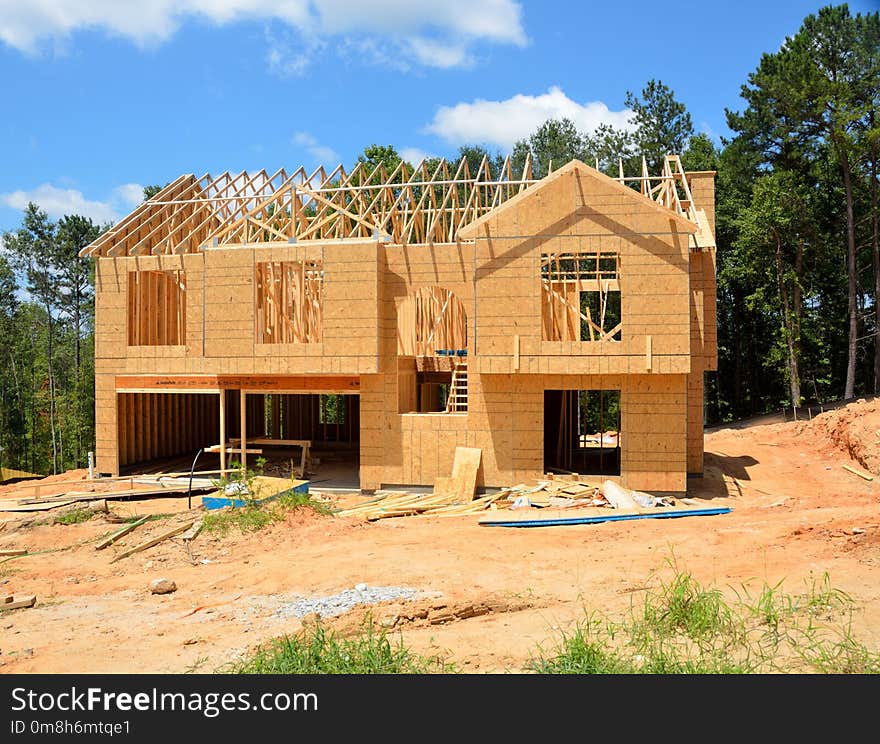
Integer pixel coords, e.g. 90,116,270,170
181,519,204,542
842,464,874,481
602,480,640,509
334,476,677,521
109,520,196,563
95,516,150,550
1,594,36,610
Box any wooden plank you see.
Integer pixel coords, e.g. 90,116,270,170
115,374,361,392
0,595,36,610
95,516,150,550
204,445,263,454
0,500,75,512
239,438,312,447
17,485,216,505
434,446,481,501
181,519,204,542
109,520,195,562
842,464,873,481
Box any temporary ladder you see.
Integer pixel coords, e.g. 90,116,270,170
445,359,468,413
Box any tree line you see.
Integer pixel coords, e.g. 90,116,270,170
0,3,876,475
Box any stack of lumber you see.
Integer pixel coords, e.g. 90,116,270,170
333,475,666,522
334,488,516,521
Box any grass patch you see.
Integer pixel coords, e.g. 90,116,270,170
53,508,99,525
203,487,330,537
529,568,880,674
228,619,453,674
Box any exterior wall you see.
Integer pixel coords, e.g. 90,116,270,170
361,370,687,493
94,242,380,474
688,171,716,234
685,171,718,475
358,174,693,493
467,166,695,376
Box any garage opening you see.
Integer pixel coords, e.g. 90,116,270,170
118,390,360,488
544,389,621,475
117,392,219,471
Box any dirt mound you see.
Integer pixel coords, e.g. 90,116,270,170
796,398,880,474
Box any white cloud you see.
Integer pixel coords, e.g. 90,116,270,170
112,183,146,207
1,1,526,72
399,147,432,165
0,182,145,223
406,37,471,69
292,131,340,164
424,86,635,150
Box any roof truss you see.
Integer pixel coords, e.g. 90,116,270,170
80,153,710,257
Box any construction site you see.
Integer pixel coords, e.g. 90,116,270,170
1,156,878,673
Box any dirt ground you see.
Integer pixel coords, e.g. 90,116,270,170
1,400,879,674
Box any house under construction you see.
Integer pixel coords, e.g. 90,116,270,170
81,154,717,494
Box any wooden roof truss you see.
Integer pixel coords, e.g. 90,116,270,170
81,153,711,258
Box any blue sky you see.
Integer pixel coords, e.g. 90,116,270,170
0,0,876,234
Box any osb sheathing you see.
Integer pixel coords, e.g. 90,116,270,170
94,161,716,493
94,243,381,474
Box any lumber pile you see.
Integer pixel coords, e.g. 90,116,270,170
333,476,674,522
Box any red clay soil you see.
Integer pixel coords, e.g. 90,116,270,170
1,405,878,674
797,397,880,474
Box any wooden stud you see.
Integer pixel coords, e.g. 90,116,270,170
219,390,226,472
239,390,247,472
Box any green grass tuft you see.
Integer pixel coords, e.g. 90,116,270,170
203,487,330,536
228,619,453,674
529,569,880,675
54,508,99,525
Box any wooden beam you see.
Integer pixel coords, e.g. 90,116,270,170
115,374,360,393
842,464,873,481
1,595,36,610
109,520,196,562
95,516,149,550
240,390,247,472
219,390,226,473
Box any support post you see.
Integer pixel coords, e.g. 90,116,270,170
239,389,247,472
219,390,226,472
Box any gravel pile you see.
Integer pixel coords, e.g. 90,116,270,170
274,583,431,619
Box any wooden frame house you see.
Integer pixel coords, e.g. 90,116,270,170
82,155,717,494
